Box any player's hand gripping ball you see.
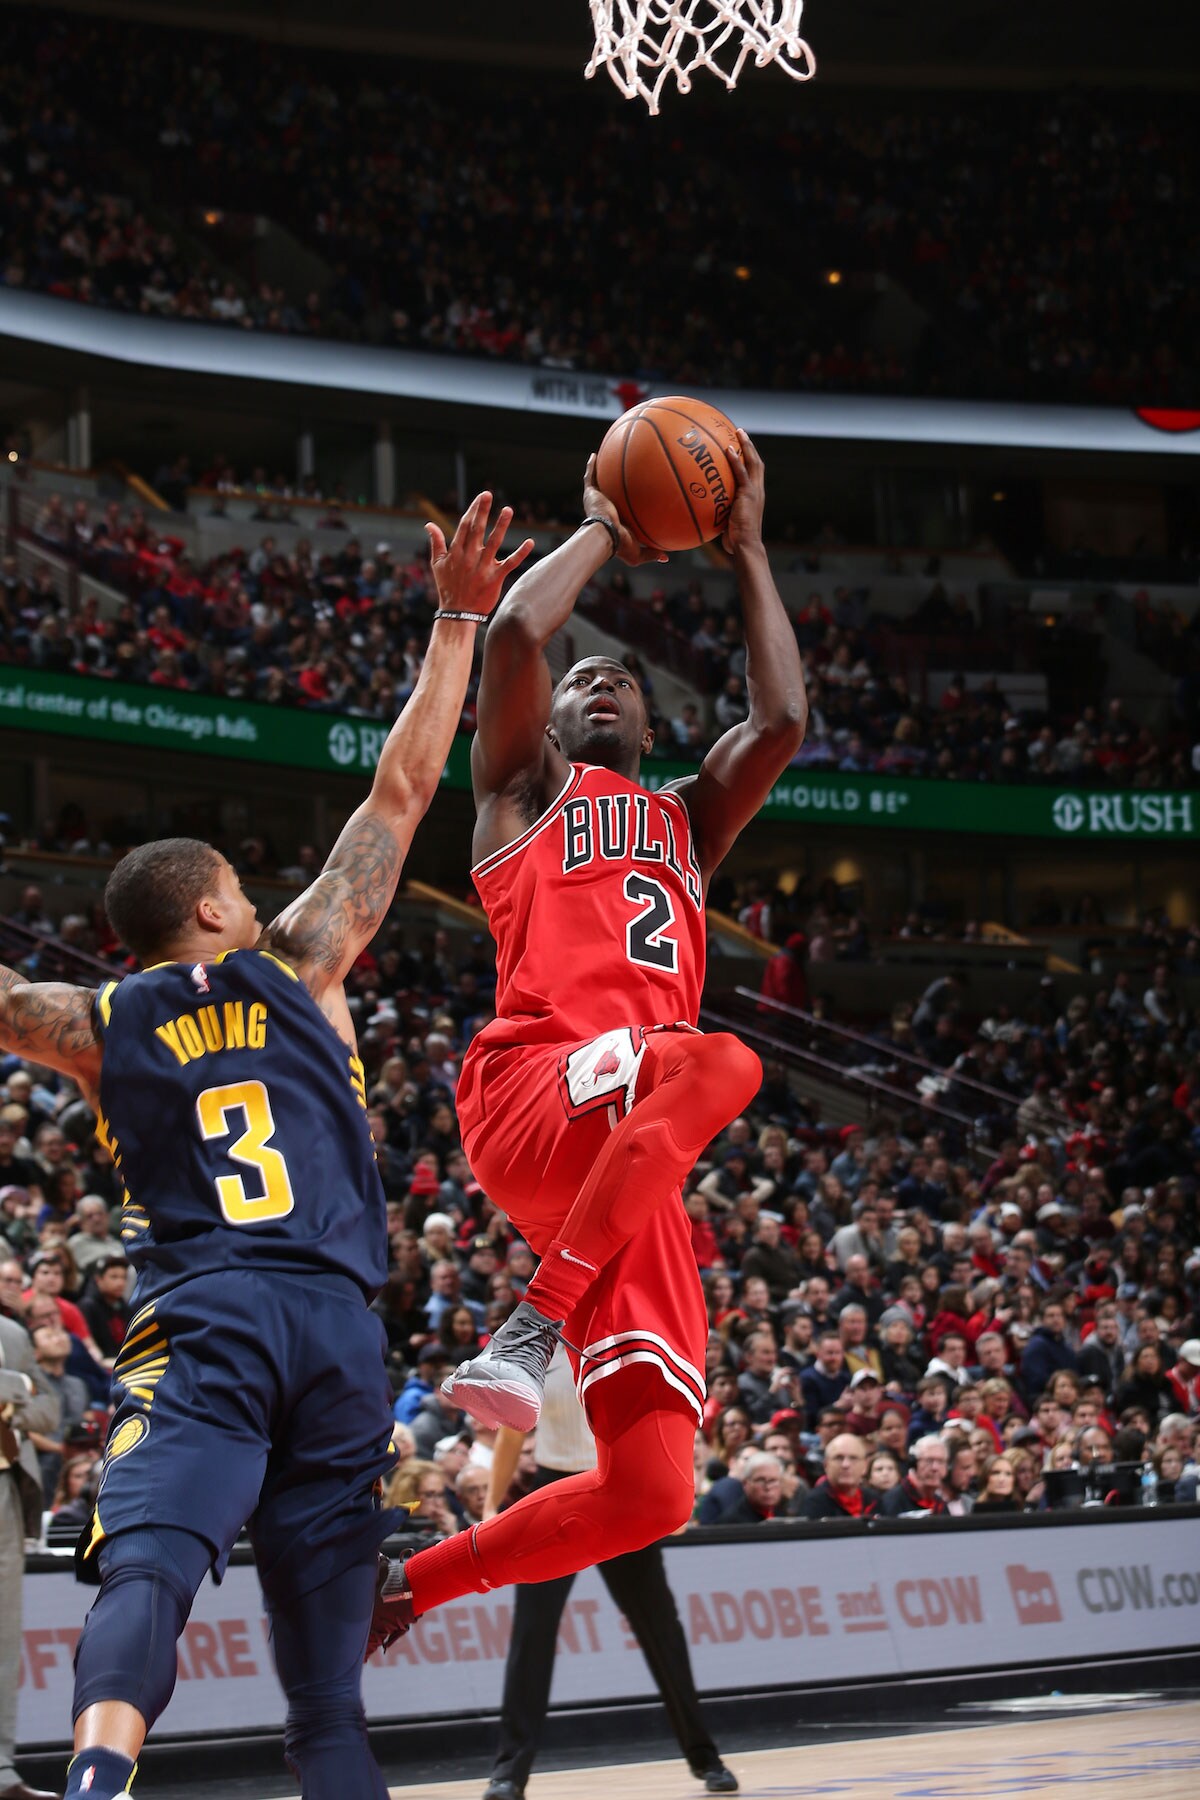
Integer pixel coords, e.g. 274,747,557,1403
594,396,742,553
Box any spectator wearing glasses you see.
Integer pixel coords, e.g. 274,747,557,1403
878,1436,950,1516
716,1453,790,1524
384,1458,458,1536
804,1434,878,1520
21,1251,108,1368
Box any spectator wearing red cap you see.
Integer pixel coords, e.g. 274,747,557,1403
828,1125,867,1194
803,1434,878,1520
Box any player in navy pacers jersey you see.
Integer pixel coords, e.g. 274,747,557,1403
0,495,531,1800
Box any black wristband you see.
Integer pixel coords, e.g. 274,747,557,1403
582,515,620,558
433,610,489,624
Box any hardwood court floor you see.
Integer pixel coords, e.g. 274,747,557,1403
381,1701,1200,1800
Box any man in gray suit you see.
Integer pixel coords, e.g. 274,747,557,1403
0,1312,62,1800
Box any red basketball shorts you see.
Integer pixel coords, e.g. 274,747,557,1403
457,1024,708,1432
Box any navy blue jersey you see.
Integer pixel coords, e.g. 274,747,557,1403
94,950,386,1298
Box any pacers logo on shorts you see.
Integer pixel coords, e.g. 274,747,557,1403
103,1414,149,1473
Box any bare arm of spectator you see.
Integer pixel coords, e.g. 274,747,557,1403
695,1169,735,1207
484,1425,527,1520
663,435,808,881
262,495,532,1016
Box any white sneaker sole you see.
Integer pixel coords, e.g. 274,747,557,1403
442,1372,542,1433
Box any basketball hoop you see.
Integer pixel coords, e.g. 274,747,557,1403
587,0,816,115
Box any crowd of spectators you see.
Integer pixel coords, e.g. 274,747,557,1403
2,869,1197,1545
4,489,1198,792
633,575,1196,788
0,13,1196,405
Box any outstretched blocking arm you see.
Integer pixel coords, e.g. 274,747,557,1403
0,964,102,1095
261,495,533,1001
669,433,807,881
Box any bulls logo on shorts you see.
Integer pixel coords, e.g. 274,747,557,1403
559,1027,647,1120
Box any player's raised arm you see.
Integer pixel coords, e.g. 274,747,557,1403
667,432,808,880
472,458,665,810
0,964,102,1094
261,494,533,998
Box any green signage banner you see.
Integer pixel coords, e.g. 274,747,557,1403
684,769,1198,840
0,667,1195,841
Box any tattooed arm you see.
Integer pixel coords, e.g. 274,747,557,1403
0,964,102,1096
260,493,532,1007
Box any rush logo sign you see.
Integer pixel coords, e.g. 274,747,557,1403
1134,408,1200,434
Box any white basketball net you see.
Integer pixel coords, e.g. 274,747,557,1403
587,0,816,114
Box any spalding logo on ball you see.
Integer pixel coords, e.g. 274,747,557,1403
595,396,741,553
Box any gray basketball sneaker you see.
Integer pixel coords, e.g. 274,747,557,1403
442,1299,565,1431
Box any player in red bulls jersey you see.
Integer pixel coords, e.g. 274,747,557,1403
371,432,807,1647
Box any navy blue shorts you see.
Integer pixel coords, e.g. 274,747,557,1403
80,1269,399,1601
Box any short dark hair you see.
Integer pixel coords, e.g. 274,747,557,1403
104,838,223,963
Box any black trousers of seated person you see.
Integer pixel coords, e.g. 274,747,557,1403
491,1473,717,1791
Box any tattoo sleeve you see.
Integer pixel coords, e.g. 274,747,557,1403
0,964,101,1072
260,812,403,978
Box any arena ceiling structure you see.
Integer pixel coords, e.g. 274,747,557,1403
3,0,1196,84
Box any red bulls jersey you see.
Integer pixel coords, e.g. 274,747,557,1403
470,764,706,1048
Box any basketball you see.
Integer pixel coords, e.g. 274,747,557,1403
594,396,741,553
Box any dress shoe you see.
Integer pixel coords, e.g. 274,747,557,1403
0,1780,65,1800
692,1761,739,1794
483,1781,524,1800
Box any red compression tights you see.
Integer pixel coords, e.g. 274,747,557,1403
523,1028,762,1321
406,1371,696,1614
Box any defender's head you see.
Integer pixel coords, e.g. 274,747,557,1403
548,658,653,772
105,838,260,966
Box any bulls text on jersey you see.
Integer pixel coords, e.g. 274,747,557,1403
561,789,703,910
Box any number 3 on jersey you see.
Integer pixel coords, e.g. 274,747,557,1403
196,1079,296,1224
624,873,679,972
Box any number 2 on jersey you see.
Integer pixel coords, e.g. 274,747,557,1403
196,1079,296,1225
624,872,679,972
